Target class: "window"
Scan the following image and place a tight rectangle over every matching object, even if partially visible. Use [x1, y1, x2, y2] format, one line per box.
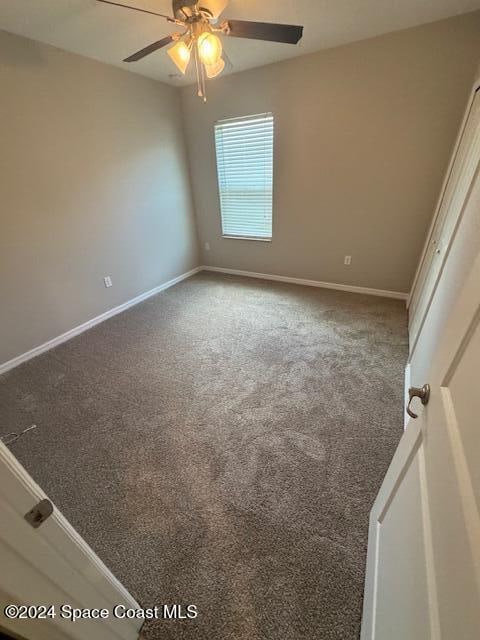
[214, 113, 274, 240]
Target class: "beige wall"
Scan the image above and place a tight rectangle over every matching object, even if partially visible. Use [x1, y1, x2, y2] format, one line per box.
[181, 12, 480, 294]
[0, 30, 200, 365]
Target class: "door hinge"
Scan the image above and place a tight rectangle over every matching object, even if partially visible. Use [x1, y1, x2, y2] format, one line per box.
[24, 499, 54, 529]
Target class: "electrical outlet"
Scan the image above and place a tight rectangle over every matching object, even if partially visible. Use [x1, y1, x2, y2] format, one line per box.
[204, 242, 210, 251]
[344, 256, 352, 266]
[104, 276, 113, 288]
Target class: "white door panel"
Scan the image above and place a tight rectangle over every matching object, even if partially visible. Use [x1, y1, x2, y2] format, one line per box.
[375, 453, 430, 640]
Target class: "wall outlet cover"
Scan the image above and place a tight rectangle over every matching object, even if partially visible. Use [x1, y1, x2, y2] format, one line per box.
[104, 276, 113, 288]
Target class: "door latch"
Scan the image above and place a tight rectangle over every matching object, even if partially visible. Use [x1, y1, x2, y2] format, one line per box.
[407, 384, 430, 419]
[24, 499, 54, 529]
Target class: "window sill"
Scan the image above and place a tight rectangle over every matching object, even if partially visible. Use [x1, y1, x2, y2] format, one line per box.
[222, 235, 272, 242]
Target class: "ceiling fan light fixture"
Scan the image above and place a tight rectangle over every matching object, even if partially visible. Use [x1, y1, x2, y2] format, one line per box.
[167, 37, 192, 74]
[197, 31, 223, 66]
[98, 0, 304, 101]
[205, 56, 225, 78]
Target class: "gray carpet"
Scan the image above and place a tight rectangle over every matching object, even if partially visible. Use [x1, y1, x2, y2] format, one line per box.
[0, 272, 408, 639]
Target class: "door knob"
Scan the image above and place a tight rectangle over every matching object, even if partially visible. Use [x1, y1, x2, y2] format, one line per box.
[407, 384, 430, 419]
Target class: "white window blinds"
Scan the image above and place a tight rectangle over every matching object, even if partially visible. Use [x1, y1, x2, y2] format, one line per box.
[214, 113, 274, 240]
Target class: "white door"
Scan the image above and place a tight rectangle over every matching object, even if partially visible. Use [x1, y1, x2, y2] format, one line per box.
[361, 250, 480, 639]
[0, 442, 142, 640]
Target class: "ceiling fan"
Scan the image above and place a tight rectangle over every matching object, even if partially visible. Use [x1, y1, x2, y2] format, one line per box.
[97, 0, 304, 101]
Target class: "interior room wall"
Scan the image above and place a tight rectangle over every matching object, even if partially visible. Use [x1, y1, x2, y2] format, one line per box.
[181, 11, 480, 294]
[0, 30, 200, 367]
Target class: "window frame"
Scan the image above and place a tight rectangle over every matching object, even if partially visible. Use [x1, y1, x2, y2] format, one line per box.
[214, 112, 274, 242]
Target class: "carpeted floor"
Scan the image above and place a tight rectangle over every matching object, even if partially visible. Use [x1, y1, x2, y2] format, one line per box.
[0, 272, 408, 639]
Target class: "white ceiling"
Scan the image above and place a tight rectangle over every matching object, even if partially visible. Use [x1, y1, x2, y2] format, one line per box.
[1, 0, 480, 86]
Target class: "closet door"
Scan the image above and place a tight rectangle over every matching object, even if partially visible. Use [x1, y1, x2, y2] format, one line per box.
[409, 88, 480, 357]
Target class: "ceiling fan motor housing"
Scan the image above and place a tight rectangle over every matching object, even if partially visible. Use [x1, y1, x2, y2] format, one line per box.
[172, 0, 212, 21]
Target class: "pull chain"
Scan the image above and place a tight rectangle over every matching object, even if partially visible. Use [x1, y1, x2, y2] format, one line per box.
[193, 40, 207, 103]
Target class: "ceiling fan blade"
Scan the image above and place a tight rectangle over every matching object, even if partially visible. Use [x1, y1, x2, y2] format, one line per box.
[97, 0, 174, 22]
[198, 0, 229, 19]
[124, 35, 175, 62]
[224, 20, 303, 45]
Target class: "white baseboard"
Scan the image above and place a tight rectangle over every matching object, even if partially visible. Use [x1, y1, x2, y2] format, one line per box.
[0, 266, 202, 376]
[201, 266, 409, 301]
[0, 264, 407, 376]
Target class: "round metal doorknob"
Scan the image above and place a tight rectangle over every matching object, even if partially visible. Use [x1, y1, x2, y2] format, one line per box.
[407, 384, 430, 419]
